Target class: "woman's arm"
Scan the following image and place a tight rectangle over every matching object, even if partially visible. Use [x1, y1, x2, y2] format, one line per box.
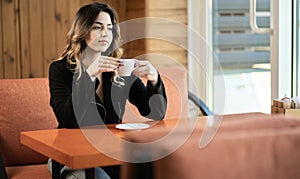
[128, 74, 167, 120]
[49, 61, 102, 128]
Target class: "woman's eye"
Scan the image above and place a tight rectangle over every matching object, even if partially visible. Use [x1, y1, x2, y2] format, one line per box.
[92, 26, 102, 30]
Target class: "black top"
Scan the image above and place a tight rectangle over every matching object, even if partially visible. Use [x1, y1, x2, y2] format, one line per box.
[49, 58, 167, 128]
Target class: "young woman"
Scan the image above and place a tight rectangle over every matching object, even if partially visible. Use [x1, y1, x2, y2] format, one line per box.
[48, 2, 167, 178]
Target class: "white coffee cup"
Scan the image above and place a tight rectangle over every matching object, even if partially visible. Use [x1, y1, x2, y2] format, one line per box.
[118, 59, 136, 76]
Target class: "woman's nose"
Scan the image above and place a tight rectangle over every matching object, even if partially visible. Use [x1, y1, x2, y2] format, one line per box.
[100, 27, 108, 37]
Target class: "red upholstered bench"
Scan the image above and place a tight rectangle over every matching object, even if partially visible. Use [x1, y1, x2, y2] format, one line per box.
[0, 78, 57, 179]
[122, 114, 300, 179]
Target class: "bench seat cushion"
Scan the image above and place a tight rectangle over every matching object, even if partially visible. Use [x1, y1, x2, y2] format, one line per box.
[6, 164, 51, 179]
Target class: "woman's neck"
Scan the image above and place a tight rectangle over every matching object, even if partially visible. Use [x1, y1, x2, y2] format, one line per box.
[81, 47, 101, 69]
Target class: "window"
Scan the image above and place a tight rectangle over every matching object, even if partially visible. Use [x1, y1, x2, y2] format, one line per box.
[213, 0, 271, 114]
[188, 0, 293, 114]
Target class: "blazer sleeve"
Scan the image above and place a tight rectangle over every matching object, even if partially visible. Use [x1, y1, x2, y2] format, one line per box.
[128, 74, 167, 120]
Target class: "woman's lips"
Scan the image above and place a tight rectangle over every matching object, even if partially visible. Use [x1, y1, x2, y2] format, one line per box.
[99, 40, 108, 44]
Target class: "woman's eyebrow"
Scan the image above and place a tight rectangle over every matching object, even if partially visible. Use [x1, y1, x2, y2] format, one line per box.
[94, 22, 112, 26]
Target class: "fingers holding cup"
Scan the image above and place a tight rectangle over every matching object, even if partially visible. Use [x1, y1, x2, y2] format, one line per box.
[98, 56, 120, 72]
[118, 59, 136, 76]
[133, 60, 158, 83]
[86, 56, 120, 77]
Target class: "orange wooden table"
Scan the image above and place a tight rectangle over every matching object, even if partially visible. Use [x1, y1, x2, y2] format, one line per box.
[20, 113, 269, 178]
[20, 118, 197, 168]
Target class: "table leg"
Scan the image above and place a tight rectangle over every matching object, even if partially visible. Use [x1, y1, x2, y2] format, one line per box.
[52, 160, 63, 179]
[0, 152, 8, 179]
[85, 168, 95, 179]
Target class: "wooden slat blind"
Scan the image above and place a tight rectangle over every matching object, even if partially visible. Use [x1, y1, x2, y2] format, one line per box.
[213, 0, 269, 11]
[213, 0, 271, 68]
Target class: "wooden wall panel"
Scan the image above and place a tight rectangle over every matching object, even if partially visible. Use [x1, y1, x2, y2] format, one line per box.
[80, 0, 94, 6]
[147, 0, 187, 10]
[0, 0, 189, 78]
[29, 0, 44, 77]
[19, 0, 67, 78]
[0, 0, 144, 79]
[118, 0, 126, 22]
[0, 0, 3, 78]
[19, 0, 30, 77]
[55, 0, 70, 57]
[18, 0, 104, 78]
[127, 0, 145, 10]
[122, 0, 146, 59]
[101, 0, 118, 11]
[69, 0, 81, 21]
[42, 0, 56, 77]
[145, 0, 187, 68]
[2, 0, 20, 78]
[145, 51, 187, 66]
[148, 9, 187, 23]
[148, 39, 186, 52]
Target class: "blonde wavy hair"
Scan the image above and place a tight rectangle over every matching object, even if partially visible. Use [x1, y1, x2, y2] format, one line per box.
[58, 2, 124, 85]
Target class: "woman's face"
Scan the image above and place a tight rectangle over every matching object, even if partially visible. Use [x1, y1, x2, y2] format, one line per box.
[85, 11, 113, 53]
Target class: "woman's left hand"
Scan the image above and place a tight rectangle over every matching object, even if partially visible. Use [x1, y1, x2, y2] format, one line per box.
[133, 60, 158, 85]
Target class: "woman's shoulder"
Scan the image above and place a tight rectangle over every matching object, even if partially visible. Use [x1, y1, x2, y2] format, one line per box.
[49, 58, 69, 71]
[49, 58, 73, 77]
[50, 58, 67, 67]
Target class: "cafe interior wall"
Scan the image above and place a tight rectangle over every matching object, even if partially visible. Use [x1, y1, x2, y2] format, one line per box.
[0, 0, 188, 79]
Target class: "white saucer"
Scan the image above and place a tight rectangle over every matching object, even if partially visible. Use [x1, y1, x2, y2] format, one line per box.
[115, 123, 150, 130]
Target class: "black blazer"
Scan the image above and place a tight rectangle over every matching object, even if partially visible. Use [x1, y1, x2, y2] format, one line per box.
[49, 58, 167, 128]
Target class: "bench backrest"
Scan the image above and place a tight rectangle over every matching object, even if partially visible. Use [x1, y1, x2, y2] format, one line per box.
[0, 78, 57, 166]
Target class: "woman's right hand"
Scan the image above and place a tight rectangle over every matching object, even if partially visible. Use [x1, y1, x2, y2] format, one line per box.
[86, 56, 120, 79]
